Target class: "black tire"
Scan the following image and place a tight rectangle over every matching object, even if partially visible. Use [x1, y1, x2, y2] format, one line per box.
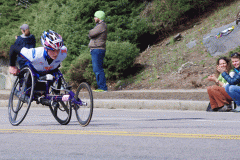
[8, 67, 35, 126]
[49, 75, 72, 125]
[74, 82, 93, 127]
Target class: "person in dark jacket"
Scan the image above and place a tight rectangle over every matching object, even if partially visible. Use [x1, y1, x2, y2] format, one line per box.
[219, 52, 240, 112]
[15, 24, 36, 49]
[9, 24, 36, 74]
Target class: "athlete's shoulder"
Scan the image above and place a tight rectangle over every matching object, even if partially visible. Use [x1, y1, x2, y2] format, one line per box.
[32, 47, 45, 58]
[22, 47, 43, 52]
[20, 47, 32, 56]
[20, 47, 29, 52]
[34, 47, 45, 51]
[61, 46, 67, 54]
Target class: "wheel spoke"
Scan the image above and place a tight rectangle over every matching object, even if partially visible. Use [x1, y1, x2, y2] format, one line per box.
[21, 71, 29, 90]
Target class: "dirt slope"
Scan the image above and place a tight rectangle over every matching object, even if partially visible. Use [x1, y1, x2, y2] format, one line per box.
[106, 0, 240, 91]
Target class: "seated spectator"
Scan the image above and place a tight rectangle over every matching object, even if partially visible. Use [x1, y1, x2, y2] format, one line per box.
[206, 57, 234, 112]
[220, 52, 240, 112]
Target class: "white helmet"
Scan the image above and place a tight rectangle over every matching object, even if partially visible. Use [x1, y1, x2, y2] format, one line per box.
[41, 30, 63, 50]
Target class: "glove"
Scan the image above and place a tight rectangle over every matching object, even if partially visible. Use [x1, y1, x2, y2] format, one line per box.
[46, 74, 54, 80]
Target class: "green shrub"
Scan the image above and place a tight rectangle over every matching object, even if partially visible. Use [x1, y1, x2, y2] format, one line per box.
[62, 41, 140, 88]
[104, 41, 140, 80]
[0, 0, 148, 59]
[62, 48, 95, 89]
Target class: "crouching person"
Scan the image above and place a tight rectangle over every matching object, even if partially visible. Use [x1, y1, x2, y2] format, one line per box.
[206, 57, 234, 112]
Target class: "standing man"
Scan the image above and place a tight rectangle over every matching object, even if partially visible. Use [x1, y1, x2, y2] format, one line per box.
[9, 24, 36, 74]
[88, 11, 108, 92]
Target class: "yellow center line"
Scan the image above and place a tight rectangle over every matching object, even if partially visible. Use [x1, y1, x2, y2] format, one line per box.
[0, 129, 239, 140]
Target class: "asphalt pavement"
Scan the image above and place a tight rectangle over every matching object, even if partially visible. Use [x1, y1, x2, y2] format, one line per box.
[2, 108, 240, 159]
[0, 89, 209, 111]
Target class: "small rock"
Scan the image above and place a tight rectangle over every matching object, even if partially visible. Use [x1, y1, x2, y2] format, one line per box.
[186, 40, 197, 49]
[166, 33, 182, 45]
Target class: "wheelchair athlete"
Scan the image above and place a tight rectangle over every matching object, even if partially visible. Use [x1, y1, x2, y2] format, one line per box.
[9, 30, 67, 105]
[9, 29, 67, 76]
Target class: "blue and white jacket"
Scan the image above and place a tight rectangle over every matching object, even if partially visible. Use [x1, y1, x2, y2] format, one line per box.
[20, 46, 67, 73]
[222, 68, 240, 85]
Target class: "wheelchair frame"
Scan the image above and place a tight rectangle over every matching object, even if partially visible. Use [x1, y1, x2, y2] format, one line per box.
[8, 65, 93, 126]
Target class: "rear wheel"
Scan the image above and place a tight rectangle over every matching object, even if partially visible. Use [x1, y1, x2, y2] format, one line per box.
[8, 67, 35, 126]
[49, 75, 72, 125]
[74, 82, 93, 126]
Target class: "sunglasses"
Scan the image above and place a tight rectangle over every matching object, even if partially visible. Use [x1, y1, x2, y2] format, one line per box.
[231, 52, 240, 57]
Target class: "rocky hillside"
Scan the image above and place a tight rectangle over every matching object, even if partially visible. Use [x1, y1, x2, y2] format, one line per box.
[108, 0, 240, 90]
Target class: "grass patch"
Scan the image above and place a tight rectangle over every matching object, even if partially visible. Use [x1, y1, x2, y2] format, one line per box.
[203, 75, 208, 80]
[199, 60, 205, 65]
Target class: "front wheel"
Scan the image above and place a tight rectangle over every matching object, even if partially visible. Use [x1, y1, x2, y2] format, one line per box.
[8, 67, 35, 126]
[49, 101, 72, 125]
[74, 82, 93, 127]
[49, 75, 72, 125]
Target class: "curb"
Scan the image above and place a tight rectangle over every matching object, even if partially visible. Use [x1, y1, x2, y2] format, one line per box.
[94, 99, 209, 111]
[0, 89, 209, 111]
[0, 99, 209, 111]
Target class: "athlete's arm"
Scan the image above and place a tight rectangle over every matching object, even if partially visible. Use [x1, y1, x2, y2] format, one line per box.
[9, 44, 23, 75]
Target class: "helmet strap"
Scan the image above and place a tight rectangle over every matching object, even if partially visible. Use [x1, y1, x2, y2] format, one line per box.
[46, 49, 54, 64]
[45, 48, 51, 59]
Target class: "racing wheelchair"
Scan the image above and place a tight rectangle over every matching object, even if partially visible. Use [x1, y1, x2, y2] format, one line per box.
[8, 65, 93, 126]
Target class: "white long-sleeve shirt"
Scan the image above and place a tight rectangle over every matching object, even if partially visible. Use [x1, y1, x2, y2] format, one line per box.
[20, 46, 67, 73]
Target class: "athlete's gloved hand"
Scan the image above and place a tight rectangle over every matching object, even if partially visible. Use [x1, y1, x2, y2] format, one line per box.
[46, 74, 54, 80]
